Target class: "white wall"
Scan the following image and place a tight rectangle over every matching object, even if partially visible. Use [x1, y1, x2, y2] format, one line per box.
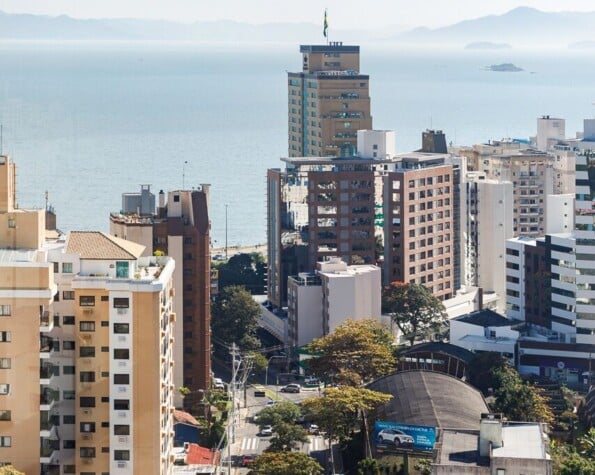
[537, 116, 565, 151]
[357, 130, 396, 159]
[546, 194, 574, 234]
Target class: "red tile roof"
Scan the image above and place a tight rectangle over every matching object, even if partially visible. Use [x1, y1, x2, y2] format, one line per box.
[185, 444, 220, 465]
[173, 409, 201, 427]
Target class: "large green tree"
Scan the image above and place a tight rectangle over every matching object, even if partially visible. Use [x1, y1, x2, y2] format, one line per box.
[305, 319, 397, 386]
[0, 467, 24, 475]
[491, 365, 554, 424]
[211, 285, 261, 352]
[301, 386, 392, 471]
[251, 451, 323, 475]
[216, 252, 266, 293]
[266, 421, 310, 452]
[468, 352, 508, 395]
[551, 441, 595, 475]
[381, 281, 447, 345]
[256, 401, 301, 428]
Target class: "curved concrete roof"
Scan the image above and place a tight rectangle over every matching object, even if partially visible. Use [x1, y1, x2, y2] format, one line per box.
[367, 370, 488, 430]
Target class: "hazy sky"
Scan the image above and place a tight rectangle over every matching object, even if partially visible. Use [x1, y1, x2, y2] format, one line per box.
[0, 0, 594, 29]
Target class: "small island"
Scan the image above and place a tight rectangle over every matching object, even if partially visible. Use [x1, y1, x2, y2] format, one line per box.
[486, 63, 523, 72]
[465, 41, 512, 50]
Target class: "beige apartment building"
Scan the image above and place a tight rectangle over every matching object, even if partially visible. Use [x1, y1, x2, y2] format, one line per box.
[0, 155, 176, 475]
[383, 154, 455, 300]
[288, 42, 372, 157]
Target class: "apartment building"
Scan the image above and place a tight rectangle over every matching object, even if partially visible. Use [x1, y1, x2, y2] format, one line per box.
[382, 153, 455, 300]
[267, 156, 381, 307]
[110, 185, 211, 403]
[0, 155, 176, 474]
[286, 258, 381, 347]
[288, 42, 372, 157]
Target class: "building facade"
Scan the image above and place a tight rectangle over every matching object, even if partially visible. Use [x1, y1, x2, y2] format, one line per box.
[110, 186, 211, 402]
[288, 43, 372, 157]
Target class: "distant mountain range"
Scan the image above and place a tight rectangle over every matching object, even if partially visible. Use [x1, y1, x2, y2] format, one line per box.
[1, 7, 594, 47]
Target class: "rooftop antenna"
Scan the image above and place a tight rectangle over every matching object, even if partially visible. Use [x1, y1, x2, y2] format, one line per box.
[45, 191, 48, 211]
[1, 124, 3, 155]
[182, 160, 188, 190]
[323, 9, 329, 44]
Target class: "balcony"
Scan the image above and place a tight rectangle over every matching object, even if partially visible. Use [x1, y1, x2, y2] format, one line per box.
[40, 390, 57, 412]
[40, 365, 55, 386]
[40, 445, 59, 464]
[39, 310, 53, 332]
[40, 336, 54, 359]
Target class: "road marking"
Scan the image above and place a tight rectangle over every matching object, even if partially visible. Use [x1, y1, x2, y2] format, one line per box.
[241, 437, 260, 452]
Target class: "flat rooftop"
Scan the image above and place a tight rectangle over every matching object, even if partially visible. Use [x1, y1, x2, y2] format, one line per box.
[456, 309, 519, 328]
[494, 424, 549, 460]
[0, 248, 40, 264]
[281, 156, 390, 165]
[300, 44, 359, 53]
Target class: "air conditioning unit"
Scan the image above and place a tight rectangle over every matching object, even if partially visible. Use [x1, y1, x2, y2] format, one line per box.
[118, 436, 127, 443]
[117, 462, 127, 468]
[117, 308, 127, 315]
[82, 409, 92, 415]
[83, 308, 94, 314]
[118, 335, 126, 342]
[82, 434, 92, 441]
[82, 458, 92, 464]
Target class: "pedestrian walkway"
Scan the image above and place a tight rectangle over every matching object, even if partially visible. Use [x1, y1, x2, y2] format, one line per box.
[240, 436, 260, 452]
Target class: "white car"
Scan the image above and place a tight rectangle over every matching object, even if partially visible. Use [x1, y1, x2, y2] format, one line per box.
[213, 378, 225, 390]
[377, 428, 414, 447]
[260, 425, 273, 436]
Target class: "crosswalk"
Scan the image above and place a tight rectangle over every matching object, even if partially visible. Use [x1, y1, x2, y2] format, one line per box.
[240, 437, 260, 452]
[304, 436, 326, 453]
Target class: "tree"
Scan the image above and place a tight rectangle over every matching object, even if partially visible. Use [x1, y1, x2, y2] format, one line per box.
[251, 451, 323, 475]
[217, 252, 266, 293]
[211, 285, 262, 353]
[256, 401, 301, 428]
[305, 319, 397, 386]
[579, 428, 595, 459]
[0, 467, 24, 475]
[266, 421, 310, 452]
[491, 365, 554, 424]
[381, 281, 447, 345]
[551, 441, 595, 475]
[301, 386, 392, 472]
[468, 352, 508, 395]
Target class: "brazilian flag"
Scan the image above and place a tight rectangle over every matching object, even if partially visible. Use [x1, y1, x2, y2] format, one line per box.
[323, 10, 328, 38]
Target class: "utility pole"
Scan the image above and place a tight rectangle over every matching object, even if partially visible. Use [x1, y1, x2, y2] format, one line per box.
[228, 343, 239, 475]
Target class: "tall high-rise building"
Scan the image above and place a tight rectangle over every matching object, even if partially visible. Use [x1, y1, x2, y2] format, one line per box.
[383, 153, 456, 300]
[267, 156, 380, 307]
[288, 42, 372, 157]
[0, 155, 176, 474]
[110, 185, 211, 404]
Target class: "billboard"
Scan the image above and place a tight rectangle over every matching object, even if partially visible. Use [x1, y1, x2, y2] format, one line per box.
[374, 421, 436, 452]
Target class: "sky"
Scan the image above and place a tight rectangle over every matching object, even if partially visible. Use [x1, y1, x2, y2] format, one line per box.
[0, 0, 594, 29]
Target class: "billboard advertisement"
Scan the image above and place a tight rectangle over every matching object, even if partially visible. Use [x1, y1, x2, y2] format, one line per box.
[374, 421, 436, 452]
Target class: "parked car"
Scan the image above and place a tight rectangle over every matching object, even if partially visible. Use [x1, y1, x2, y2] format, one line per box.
[260, 425, 273, 437]
[308, 424, 320, 435]
[241, 455, 255, 467]
[376, 428, 414, 447]
[280, 383, 301, 393]
[213, 377, 225, 390]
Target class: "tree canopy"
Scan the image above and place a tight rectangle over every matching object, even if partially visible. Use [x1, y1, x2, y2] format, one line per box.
[382, 281, 447, 345]
[252, 451, 323, 475]
[216, 252, 266, 293]
[256, 401, 301, 428]
[468, 351, 509, 395]
[266, 421, 310, 452]
[551, 441, 595, 475]
[0, 467, 25, 475]
[211, 285, 262, 352]
[491, 365, 554, 424]
[305, 319, 397, 386]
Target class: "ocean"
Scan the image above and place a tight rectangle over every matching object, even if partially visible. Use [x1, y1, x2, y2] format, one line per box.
[0, 42, 593, 246]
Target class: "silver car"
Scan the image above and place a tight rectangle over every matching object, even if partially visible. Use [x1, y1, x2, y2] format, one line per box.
[377, 428, 414, 447]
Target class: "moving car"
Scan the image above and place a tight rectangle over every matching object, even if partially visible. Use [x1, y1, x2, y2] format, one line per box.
[308, 424, 320, 435]
[280, 383, 301, 393]
[241, 455, 255, 467]
[376, 428, 414, 447]
[260, 425, 273, 436]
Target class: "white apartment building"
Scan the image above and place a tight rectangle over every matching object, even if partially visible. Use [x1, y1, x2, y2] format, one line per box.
[464, 173, 513, 314]
[545, 193, 574, 234]
[536, 115, 566, 151]
[357, 129, 396, 160]
[287, 258, 381, 347]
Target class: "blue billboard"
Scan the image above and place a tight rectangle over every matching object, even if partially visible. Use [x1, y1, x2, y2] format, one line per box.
[374, 421, 436, 452]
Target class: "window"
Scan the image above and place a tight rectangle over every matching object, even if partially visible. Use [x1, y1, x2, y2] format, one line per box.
[80, 321, 95, 332]
[0, 332, 10, 342]
[101, 396, 109, 403]
[115, 261, 129, 278]
[0, 358, 10, 369]
[63, 340, 75, 350]
[0, 384, 10, 395]
[80, 372, 95, 383]
[0, 410, 11, 421]
[115, 450, 130, 461]
[80, 397, 96, 408]
[62, 262, 73, 273]
[63, 315, 75, 325]
[113, 323, 129, 334]
[63, 415, 75, 424]
[173, 194, 180, 202]
[101, 295, 109, 302]
[63, 440, 75, 449]
[0, 437, 11, 447]
[0, 305, 11, 316]
[63, 291, 74, 300]
[101, 346, 109, 352]
[101, 422, 109, 428]
[114, 349, 129, 359]
[114, 374, 129, 385]
[101, 446, 110, 453]
[101, 371, 109, 378]
[80, 447, 96, 458]
[80, 296, 95, 307]
[113, 297, 129, 308]
[63, 465, 75, 474]
[63, 366, 75, 375]
[53, 262, 59, 273]
[63, 390, 75, 400]
[114, 425, 130, 435]
[80, 422, 96, 433]
[114, 399, 129, 410]
[80, 347, 95, 358]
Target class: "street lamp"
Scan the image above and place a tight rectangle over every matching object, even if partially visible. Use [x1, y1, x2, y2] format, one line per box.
[224, 204, 228, 260]
[265, 354, 286, 386]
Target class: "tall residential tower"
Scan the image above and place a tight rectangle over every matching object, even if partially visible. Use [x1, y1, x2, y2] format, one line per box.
[288, 43, 372, 157]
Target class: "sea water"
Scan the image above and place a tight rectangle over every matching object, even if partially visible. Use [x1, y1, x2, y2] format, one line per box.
[0, 42, 593, 246]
